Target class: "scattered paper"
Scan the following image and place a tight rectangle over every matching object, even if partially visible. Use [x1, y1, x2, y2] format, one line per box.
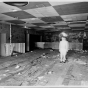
[18, 73, 21, 75]
[3, 74, 6, 76]
[15, 65, 20, 69]
[45, 65, 49, 67]
[5, 70, 9, 72]
[39, 79, 48, 85]
[38, 76, 44, 80]
[48, 71, 53, 74]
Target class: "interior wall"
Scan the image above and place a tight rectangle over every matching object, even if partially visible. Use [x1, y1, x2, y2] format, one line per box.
[25, 29, 41, 51]
[0, 23, 26, 43]
[42, 31, 84, 43]
[0, 23, 10, 43]
[11, 25, 25, 43]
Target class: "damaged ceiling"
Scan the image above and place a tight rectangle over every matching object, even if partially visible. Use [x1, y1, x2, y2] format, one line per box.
[0, 1, 88, 31]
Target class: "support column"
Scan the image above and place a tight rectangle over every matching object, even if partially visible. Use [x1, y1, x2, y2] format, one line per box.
[10, 23, 12, 55]
[25, 30, 30, 52]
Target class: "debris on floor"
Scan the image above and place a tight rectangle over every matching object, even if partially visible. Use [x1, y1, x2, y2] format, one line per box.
[38, 76, 44, 80]
[81, 81, 88, 86]
[45, 71, 54, 75]
[0, 50, 88, 86]
[38, 79, 48, 86]
[75, 60, 86, 65]
[50, 49, 53, 52]
[15, 65, 20, 69]
[5, 70, 9, 72]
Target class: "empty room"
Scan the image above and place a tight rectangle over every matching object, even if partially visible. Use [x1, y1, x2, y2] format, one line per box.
[0, 1, 87, 87]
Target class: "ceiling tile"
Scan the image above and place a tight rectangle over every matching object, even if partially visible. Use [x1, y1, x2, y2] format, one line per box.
[0, 13, 17, 21]
[52, 21, 67, 25]
[20, 18, 45, 23]
[41, 16, 64, 22]
[71, 27, 85, 30]
[68, 24, 85, 27]
[40, 25, 54, 28]
[55, 27, 70, 29]
[18, 2, 51, 10]
[54, 25, 69, 27]
[24, 9, 45, 17]
[0, 2, 87, 32]
[67, 21, 86, 24]
[0, 21, 14, 25]
[18, 23, 36, 27]
[49, 2, 75, 6]
[3, 10, 36, 19]
[0, 2, 21, 13]
[24, 6, 59, 17]
[6, 20, 26, 24]
[53, 2, 88, 15]
[33, 23, 49, 26]
[61, 13, 88, 21]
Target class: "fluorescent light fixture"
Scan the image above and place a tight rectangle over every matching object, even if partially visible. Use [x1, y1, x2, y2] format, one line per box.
[4, 2, 28, 7]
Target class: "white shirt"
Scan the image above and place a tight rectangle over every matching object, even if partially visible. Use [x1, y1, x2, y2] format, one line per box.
[59, 40, 69, 52]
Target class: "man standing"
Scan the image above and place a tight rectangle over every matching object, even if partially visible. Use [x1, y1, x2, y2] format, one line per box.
[59, 37, 69, 63]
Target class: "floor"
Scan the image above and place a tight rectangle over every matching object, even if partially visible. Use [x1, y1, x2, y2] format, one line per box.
[0, 49, 88, 87]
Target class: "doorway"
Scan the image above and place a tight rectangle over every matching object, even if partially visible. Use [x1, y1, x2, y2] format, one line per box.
[25, 33, 41, 52]
[83, 38, 88, 50]
[30, 34, 41, 51]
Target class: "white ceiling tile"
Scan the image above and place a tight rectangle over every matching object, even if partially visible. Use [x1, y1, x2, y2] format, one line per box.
[56, 27, 70, 29]
[40, 25, 54, 28]
[0, 21, 14, 24]
[20, 18, 45, 23]
[63, 18, 72, 21]
[18, 23, 36, 27]
[0, 14, 17, 20]
[53, 21, 67, 25]
[24, 9, 45, 17]
[69, 24, 85, 27]
[25, 6, 59, 17]
[61, 13, 88, 21]
[36, 6, 59, 17]
[0, 2, 21, 13]
[49, 2, 75, 6]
